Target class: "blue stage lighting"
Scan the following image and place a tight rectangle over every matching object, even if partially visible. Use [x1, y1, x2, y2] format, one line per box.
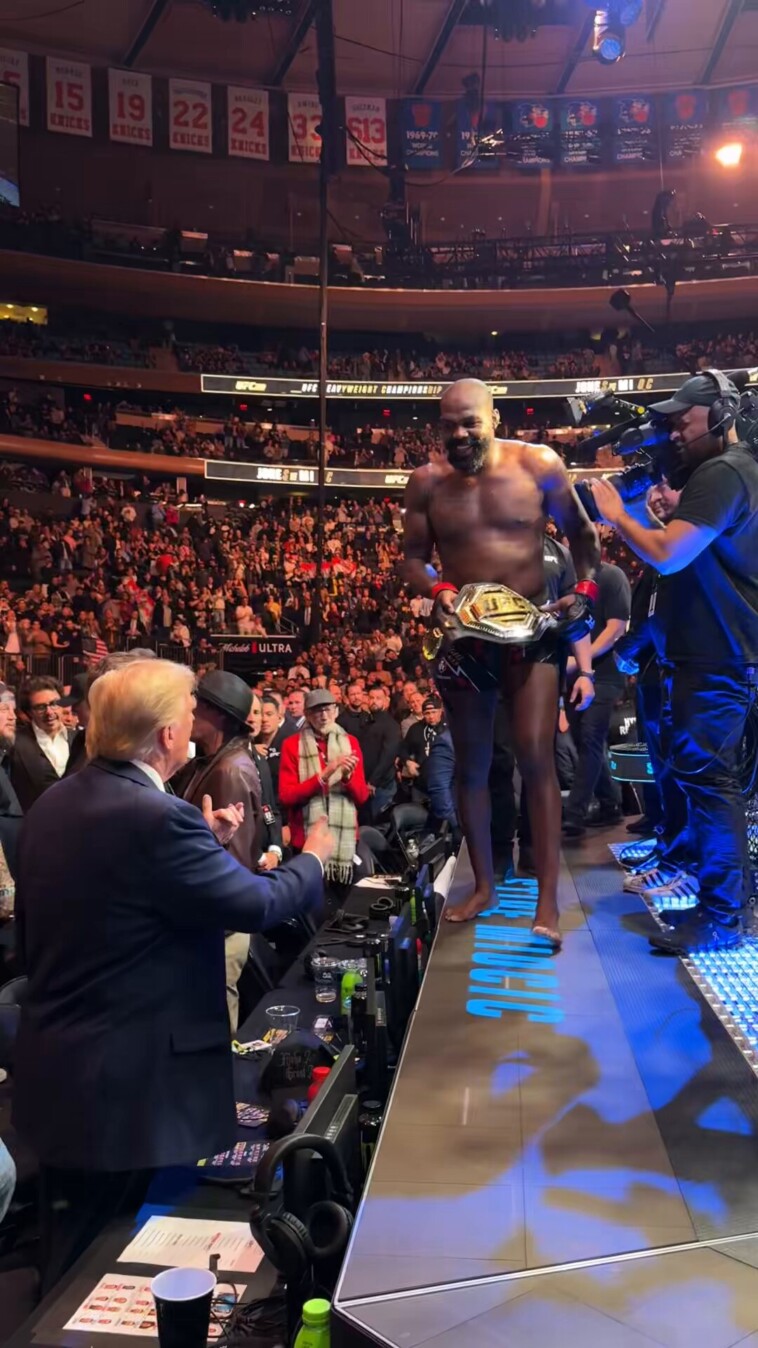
[617, 0, 643, 23]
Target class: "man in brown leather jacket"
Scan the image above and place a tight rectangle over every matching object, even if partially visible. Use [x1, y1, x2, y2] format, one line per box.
[179, 669, 269, 1030]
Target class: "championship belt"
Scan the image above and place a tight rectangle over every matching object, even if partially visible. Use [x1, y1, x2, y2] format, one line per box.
[423, 583, 557, 662]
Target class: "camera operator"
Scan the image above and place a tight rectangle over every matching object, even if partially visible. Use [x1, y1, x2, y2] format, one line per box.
[590, 372, 758, 954]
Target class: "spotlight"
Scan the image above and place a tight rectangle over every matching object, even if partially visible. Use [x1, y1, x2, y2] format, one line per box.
[715, 141, 744, 168]
[593, 9, 625, 63]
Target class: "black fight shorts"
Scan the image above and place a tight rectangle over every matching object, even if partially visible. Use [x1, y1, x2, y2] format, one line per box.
[432, 634, 562, 695]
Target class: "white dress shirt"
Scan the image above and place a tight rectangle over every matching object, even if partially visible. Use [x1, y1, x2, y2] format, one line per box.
[33, 725, 70, 778]
[130, 761, 166, 792]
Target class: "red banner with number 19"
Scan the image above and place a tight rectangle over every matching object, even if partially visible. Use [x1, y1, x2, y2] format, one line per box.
[109, 70, 153, 146]
[169, 78, 212, 154]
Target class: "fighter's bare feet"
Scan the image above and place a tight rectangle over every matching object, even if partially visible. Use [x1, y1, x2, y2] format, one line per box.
[445, 887, 494, 923]
[531, 902, 562, 950]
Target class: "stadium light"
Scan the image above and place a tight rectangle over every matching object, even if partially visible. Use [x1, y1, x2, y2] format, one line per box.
[593, 9, 626, 63]
[715, 141, 744, 168]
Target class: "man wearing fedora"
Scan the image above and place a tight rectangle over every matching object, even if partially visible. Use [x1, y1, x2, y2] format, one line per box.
[178, 669, 271, 1029]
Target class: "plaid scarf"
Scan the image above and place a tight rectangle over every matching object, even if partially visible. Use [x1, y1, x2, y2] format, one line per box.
[299, 723, 357, 885]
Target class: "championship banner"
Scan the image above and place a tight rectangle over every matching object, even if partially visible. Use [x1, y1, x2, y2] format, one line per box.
[201, 371, 682, 402]
[0, 48, 29, 127]
[662, 89, 707, 162]
[558, 98, 602, 166]
[400, 99, 442, 169]
[227, 86, 269, 161]
[714, 85, 758, 134]
[613, 93, 656, 164]
[505, 100, 554, 167]
[345, 95, 387, 167]
[46, 57, 92, 137]
[108, 69, 153, 146]
[456, 97, 500, 169]
[168, 77, 212, 154]
[288, 92, 321, 163]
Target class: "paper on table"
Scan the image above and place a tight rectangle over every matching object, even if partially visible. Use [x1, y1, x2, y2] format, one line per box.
[64, 1273, 246, 1338]
[118, 1216, 264, 1273]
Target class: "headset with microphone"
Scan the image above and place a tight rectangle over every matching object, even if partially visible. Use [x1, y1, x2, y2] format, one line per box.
[700, 368, 740, 441]
[248, 1133, 354, 1286]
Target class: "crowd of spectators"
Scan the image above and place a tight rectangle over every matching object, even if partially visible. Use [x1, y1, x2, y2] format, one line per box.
[0, 320, 151, 368]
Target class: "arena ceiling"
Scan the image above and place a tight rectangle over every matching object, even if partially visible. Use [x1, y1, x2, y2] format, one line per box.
[2, 0, 757, 99]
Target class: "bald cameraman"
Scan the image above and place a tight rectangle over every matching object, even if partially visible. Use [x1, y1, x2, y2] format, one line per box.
[591, 372, 758, 954]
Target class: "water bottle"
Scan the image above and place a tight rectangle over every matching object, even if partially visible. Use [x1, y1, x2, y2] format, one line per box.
[294, 1298, 331, 1348]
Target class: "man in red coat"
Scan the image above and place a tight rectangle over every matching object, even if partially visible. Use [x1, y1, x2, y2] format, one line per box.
[279, 688, 368, 885]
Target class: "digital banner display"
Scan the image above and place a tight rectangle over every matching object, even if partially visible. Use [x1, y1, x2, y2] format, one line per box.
[400, 99, 442, 169]
[201, 371, 684, 402]
[288, 92, 321, 163]
[207, 634, 301, 673]
[227, 86, 269, 161]
[206, 461, 411, 492]
[0, 48, 28, 127]
[46, 57, 92, 138]
[506, 100, 554, 167]
[613, 93, 656, 164]
[108, 69, 153, 146]
[558, 98, 602, 166]
[662, 89, 707, 162]
[168, 78, 212, 153]
[345, 95, 387, 167]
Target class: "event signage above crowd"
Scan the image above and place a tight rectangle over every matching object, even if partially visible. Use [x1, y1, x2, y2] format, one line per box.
[1, 44, 756, 173]
[201, 371, 699, 402]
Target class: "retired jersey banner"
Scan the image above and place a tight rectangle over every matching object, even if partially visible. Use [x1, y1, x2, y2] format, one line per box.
[559, 98, 602, 166]
[714, 84, 758, 133]
[227, 86, 269, 161]
[46, 56, 92, 137]
[662, 89, 707, 161]
[613, 93, 656, 164]
[108, 69, 153, 146]
[0, 49, 28, 127]
[400, 98, 442, 169]
[505, 100, 554, 167]
[168, 77, 212, 153]
[288, 92, 321, 163]
[345, 95, 387, 167]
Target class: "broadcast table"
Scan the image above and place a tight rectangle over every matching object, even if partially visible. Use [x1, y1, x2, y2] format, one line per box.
[332, 836, 758, 1348]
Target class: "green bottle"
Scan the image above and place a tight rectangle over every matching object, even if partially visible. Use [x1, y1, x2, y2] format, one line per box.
[294, 1298, 331, 1348]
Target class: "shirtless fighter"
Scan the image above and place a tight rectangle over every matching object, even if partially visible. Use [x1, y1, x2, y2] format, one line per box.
[402, 379, 600, 941]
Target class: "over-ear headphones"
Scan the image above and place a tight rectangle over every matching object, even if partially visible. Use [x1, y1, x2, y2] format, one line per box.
[704, 368, 739, 440]
[249, 1133, 354, 1285]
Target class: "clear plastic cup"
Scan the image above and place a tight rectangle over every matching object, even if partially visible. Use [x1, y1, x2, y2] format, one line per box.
[314, 966, 337, 1004]
[265, 1004, 300, 1033]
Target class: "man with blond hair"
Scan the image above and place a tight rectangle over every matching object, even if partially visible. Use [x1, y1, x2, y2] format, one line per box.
[13, 659, 333, 1293]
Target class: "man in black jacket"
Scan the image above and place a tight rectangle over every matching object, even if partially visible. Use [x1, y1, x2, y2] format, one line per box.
[398, 694, 446, 800]
[11, 677, 75, 812]
[357, 685, 401, 823]
[338, 681, 367, 741]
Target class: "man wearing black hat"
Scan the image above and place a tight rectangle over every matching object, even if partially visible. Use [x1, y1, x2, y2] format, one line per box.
[179, 670, 268, 1029]
[591, 370, 758, 954]
[398, 694, 446, 801]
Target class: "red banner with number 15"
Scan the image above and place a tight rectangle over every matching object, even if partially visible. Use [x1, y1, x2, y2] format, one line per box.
[46, 56, 92, 138]
[169, 78, 212, 154]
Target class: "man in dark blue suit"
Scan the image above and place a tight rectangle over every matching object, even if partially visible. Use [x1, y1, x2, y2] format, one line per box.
[12, 658, 333, 1291]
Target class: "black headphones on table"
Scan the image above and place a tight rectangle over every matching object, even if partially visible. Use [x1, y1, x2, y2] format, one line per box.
[249, 1133, 354, 1284]
[703, 368, 740, 440]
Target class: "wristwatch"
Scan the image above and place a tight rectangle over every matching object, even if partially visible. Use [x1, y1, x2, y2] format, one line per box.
[267, 845, 283, 861]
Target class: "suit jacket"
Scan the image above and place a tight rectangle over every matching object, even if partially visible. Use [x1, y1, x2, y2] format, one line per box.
[0, 753, 23, 878]
[427, 730, 458, 829]
[13, 758, 323, 1171]
[10, 724, 75, 813]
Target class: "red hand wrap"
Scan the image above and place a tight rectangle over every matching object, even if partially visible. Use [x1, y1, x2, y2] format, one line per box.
[575, 579, 599, 603]
[430, 582, 459, 600]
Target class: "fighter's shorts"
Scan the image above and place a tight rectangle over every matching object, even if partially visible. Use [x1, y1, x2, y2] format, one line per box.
[433, 633, 562, 695]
